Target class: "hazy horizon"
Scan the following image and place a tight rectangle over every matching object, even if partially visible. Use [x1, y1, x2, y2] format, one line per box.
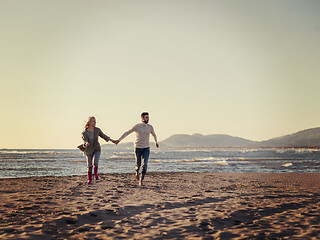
[1, 126, 319, 150]
[1, 0, 320, 149]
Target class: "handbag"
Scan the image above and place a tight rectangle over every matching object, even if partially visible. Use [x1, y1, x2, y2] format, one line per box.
[77, 144, 86, 152]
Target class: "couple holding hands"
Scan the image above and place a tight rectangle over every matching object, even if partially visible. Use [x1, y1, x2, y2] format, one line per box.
[80, 112, 159, 186]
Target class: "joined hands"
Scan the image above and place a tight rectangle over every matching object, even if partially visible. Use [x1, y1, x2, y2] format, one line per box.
[111, 140, 158, 147]
[110, 139, 120, 145]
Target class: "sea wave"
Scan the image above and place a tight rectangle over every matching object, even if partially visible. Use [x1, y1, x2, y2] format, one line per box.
[282, 163, 293, 167]
[193, 157, 229, 161]
[109, 155, 134, 160]
[215, 160, 229, 166]
[110, 151, 133, 155]
[3, 167, 63, 171]
[294, 148, 320, 153]
[176, 159, 201, 163]
[275, 148, 320, 154]
[0, 150, 57, 154]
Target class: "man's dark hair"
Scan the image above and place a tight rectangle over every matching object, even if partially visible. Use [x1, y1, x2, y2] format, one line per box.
[141, 112, 149, 118]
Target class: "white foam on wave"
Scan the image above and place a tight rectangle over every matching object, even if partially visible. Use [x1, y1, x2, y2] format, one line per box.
[275, 148, 320, 154]
[151, 160, 162, 163]
[193, 157, 229, 161]
[275, 149, 288, 154]
[215, 160, 229, 166]
[0, 150, 56, 154]
[111, 152, 133, 155]
[177, 157, 230, 166]
[294, 148, 320, 153]
[239, 149, 261, 153]
[282, 163, 293, 167]
[109, 155, 134, 160]
[150, 160, 177, 163]
[176, 159, 201, 163]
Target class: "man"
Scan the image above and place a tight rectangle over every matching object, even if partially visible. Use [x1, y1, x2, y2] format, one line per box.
[115, 112, 159, 186]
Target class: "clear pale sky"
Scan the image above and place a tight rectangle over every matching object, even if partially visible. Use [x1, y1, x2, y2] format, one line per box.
[1, 0, 320, 149]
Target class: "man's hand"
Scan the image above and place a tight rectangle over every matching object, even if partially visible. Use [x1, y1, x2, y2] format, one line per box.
[85, 142, 90, 147]
[156, 143, 159, 148]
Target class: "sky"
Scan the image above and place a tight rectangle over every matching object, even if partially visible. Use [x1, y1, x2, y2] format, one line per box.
[1, 0, 320, 149]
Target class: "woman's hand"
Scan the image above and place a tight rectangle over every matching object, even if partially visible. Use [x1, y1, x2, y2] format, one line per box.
[110, 139, 119, 145]
[85, 142, 90, 147]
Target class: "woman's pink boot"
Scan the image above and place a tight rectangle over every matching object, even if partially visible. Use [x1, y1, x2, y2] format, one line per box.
[93, 166, 99, 180]
[87, 171, 92, 184]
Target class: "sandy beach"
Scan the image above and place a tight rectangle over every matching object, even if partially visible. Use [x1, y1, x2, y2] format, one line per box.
[0, 172, 319, 239]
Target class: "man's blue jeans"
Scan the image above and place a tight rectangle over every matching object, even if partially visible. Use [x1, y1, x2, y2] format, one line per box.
[135, 147, 150, 180]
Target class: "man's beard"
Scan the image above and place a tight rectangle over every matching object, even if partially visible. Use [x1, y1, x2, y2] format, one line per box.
[143, 120, 149, 123]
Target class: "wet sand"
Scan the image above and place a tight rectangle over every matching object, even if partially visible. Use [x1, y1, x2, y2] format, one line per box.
[0, 172, 319, 239]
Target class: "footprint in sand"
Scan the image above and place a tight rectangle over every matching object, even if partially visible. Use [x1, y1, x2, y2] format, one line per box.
[101, 224, 114, 230]
[42, 201, 54, 204]
[89, 212, 98, 217]
[85, 191, 94, 194]
[16, 199, 28, 202]
[41, 224, 59, 235]
[219, 231, 240, 239]
[199, 220, 210, 230]
[77, 206, 86, 211]
[64, 217, 78, 224]
[192, 194, 202, 197]
[105, 209, 115, 214]
[2, 228, 16, 234]
[77, 226, 92, 232]
[20, 205, 39, 210]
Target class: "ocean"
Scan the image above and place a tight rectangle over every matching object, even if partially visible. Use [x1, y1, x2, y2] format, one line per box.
[0, 148, 319, 178]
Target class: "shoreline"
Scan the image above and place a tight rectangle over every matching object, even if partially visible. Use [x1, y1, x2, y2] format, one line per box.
[2, 146, 320, 150]
[1, 172, 319, 239]
[1, 170, 320, 180]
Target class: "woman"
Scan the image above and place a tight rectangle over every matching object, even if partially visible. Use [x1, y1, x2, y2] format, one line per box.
[82, 116, 116, 184]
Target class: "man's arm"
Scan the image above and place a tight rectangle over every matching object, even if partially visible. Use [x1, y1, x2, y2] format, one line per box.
[151, 126, 159, 148]
[116, 125, 136, 144]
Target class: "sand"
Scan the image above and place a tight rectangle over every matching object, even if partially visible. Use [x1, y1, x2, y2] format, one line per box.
[0, 172, 319, 239]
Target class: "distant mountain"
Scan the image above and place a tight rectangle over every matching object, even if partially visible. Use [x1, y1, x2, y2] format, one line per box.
[260, 127, 320, 147]
[161, 133, 257, 147]
[160, 127, 320, 148]
[102, 127, 320, 148]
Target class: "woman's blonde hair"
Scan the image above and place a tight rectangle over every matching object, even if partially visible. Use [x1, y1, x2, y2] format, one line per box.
[84, 116, 95, 129]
